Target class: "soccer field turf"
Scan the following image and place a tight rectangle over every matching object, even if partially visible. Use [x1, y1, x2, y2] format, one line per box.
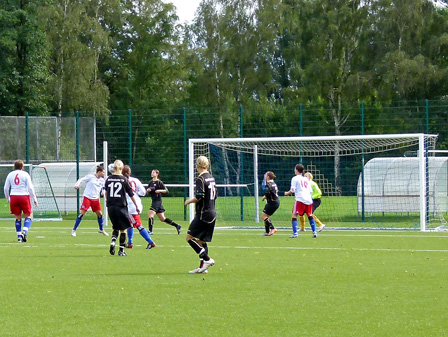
[0, 220, 447, 337]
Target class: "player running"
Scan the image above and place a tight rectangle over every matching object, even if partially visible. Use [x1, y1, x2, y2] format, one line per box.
[146, 169, 181, 235]
[185, 156, 217, 274]
[105, 160, 140, 257]
[3, 160, 38, 242]
[71, 165, 108, 237]
[121, 165, 156, 249]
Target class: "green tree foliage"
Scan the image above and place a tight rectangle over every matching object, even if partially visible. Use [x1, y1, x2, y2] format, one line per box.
[0, 0, 49, 116]
[107, 0, 187, 110]
[41, 0, 110, 115]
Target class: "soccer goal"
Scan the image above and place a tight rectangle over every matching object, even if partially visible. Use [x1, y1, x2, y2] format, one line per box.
[189, 134, 444, 231]
[0, 164, 62, 221]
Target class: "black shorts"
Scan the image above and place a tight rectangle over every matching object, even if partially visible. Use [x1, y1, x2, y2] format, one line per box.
[312, 198, 321, 213]
[150, 199, 165, 214]
[263, 200, 280, 216]
[107, 206, 132, 231]
[187, 216, 216, 242]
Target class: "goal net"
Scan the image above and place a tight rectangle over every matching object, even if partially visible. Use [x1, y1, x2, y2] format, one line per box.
[189, 134, 444, 231]
[0, 164, 62, 220]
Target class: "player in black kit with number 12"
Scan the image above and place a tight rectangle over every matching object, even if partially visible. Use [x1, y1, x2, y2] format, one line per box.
[184, 156, 217, 274]
[105, 160, 140, 257]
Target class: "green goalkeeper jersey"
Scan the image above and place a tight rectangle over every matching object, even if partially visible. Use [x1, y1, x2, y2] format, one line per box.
[310, 180, 322, 199]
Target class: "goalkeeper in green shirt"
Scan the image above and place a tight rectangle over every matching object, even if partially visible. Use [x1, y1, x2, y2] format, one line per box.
[300, 172, 325, 232]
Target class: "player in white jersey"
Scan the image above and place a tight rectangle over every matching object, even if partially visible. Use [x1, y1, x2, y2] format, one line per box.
[284, 164, 317, 238]
[122, 165, 155, 249]
[71, 165, 108, 237]
[3, 160, 38, 242]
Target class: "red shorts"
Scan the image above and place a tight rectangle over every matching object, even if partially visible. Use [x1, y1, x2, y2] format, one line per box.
[10, 195, 32, 216]
[292, 201, 313, 217]
[128, 214, 142, 228]
[80, 197, 102, 212]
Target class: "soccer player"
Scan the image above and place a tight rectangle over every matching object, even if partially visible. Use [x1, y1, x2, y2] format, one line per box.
[121, 165, 156, 249]
[146, 169, 181, 235]
[3, 160, 38, 242]
[104, 160, 140, 257]
[261, 171, 280, 236]
[299, 172, 325, 232]
[284, 164, 317, 238]
[184, 156, 217, 274]
[71, 165, 108, 237]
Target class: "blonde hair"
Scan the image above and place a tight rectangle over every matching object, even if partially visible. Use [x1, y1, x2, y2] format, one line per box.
[196, 156, 209, 169]
[305, 172, 313, 180]
[113, 160, 124, 174]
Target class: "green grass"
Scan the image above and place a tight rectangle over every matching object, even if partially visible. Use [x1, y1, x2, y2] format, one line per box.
[0, 220, 447, 336]
[2, 195, 444, 230]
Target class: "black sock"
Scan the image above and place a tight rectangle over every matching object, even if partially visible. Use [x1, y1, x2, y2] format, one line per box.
[112, 229, 119, 241]
[148, 217, 154, 232]
[119, 232, 126, 251]
[164, 218, 178, 227]
[264, 218, 273, 232]
[188, 239, 203, 254]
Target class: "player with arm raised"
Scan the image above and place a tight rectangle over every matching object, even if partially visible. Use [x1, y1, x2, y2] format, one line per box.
[71, 165, 108, 237]
[3, 160, 38, 242]
[261, 171, 280, 236]
[284, 164, 317, 238]
[121, 165, 156, 249]
[184, 156, 217, 274]
[146, 169, 181, 235]
[105, 160, 140, 257]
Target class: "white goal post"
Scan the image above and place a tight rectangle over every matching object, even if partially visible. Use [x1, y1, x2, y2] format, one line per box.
[189, 134, 441, 231]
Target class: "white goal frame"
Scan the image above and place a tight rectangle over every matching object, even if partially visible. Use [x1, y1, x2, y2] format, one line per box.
[189, 133, 439, 231]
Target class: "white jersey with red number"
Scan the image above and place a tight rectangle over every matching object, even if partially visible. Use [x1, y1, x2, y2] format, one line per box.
[126, 176, 146, 215]
[4, 169, 37, 202]
[75, 174, 104, 200]
[290, 174, 313, 205]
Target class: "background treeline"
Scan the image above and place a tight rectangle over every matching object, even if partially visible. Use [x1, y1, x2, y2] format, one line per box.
[2, 0, 448, 122]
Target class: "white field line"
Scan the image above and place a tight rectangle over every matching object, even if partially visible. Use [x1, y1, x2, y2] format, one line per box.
[1, 242, 448, 253]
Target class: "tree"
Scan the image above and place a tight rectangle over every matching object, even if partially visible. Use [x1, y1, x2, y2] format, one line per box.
[42, 0, 110, 115]
[0, 0, 49, 116]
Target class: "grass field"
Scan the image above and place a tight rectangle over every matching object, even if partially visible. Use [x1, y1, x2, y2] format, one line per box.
[2, 194, 444, 230]
[0, 220, 447, 336]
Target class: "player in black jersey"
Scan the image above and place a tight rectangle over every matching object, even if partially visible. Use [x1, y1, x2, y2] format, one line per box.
[184, 156, 217, 274]
[146, 169, 181, 235]
[104, 160, 140, 257]
[261, 171, 280, 236]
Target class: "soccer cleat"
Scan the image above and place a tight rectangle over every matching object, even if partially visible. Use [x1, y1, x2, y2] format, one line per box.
[290, 233, 298, 238]
[198, 258, 215, 273]
[299, 228, 306, 232]
[146, 243, 156, 249]
[21, 232, 27, 243]
[125, 243, 133, 249]
[262, 232, 272, 236]
[118, 251, 127, 256]
[318, 224, 326, 232]
[109, 241, 116, 255]
[18, 236, 23, 243]
[148, 231, 154, 235]
[271, 228, 278, 235]
[189, 267, 208, 274]
[176, 225, 182, 235]
[313, 231, 317, 238]
[99, 230, 109, 236]
[71, 230, 77, 237]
